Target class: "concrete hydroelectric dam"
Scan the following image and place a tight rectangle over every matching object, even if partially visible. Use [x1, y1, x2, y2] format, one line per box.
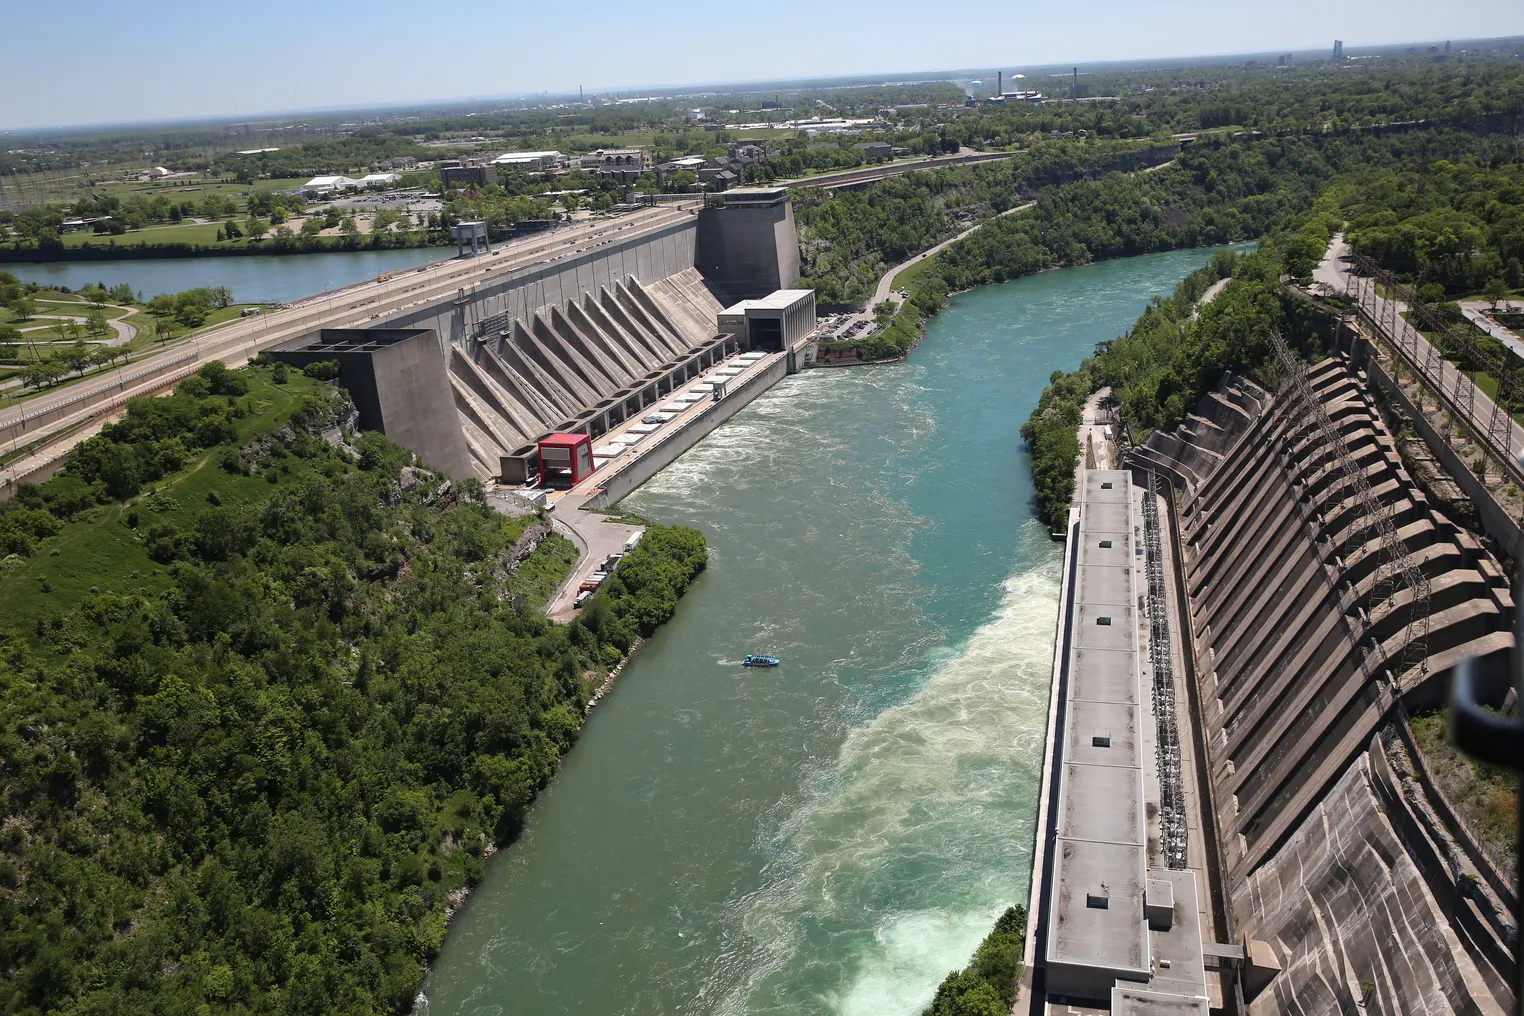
[417, 248, 1237, 1015]
[0, 189, 805, 498]
[1028, 308, 1518, 1012]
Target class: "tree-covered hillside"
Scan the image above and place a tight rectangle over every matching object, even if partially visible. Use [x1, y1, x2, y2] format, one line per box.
[0, 364, 706, 1013]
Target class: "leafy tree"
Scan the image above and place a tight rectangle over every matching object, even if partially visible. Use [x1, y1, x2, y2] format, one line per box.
[922, 906, 1028, 1015]
[84, 309, 109, 340]
[245, 216, 268, 240]
[1484, 277, 1510, 310]
[0, 365, 708, 1009]
[8, 295, 36, 321]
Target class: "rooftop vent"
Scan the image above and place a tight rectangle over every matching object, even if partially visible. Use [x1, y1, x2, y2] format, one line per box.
[1099, 540, 1112, 548]
[1093, 735, 1111, 748]
[1101, 482, 1113, 489]
[1097, 616, 1113, 626]
[1086, 892, 1110, 909]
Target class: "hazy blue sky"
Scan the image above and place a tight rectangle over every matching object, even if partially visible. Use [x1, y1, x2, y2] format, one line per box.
[3, 0, 1522, 129]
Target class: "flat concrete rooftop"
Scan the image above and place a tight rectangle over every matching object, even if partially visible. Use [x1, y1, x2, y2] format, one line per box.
[1047, 469, 1152, 998]
[720, 289, 815, 313]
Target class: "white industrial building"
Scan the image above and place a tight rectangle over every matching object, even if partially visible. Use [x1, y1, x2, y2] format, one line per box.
[300, 175, 360, 195]
[491, 150, 567, 170]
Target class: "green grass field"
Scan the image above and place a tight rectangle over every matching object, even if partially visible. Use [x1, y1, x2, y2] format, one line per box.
[63, 220, 230, 248]
[1, 292, 272, 409]
[0, 370, 327, 628]
[95, 176, 308, 200]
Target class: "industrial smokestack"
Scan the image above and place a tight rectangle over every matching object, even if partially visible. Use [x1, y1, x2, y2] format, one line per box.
[998, 70, 1002, 96]
[1071, 67, 1078, 100]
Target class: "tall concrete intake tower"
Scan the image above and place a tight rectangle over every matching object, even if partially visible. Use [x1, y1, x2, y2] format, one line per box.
[695, 188, 801, 302]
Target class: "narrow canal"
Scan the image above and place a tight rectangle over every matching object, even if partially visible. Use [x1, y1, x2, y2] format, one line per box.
[420, 247, 1232, 1016]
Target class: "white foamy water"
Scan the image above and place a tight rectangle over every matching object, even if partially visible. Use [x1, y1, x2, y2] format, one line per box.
[420, 246, 1230, 1016]
[724, 563, 1060, 1016]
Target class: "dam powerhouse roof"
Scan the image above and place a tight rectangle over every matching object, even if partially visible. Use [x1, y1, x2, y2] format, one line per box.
[1042, 468, 1211, 1011]
[1046, 470, 1151, 995]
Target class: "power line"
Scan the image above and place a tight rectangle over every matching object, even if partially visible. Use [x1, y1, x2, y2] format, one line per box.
[1265, 329, 1429, 686]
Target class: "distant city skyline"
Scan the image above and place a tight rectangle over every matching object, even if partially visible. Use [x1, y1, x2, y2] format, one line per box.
[4, 0, 1523, 131]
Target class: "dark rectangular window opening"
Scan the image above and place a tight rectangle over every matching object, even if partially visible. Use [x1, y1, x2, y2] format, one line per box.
[1086, 893, 1110, 909]
[1101, 482, 1113, 489]
[1092, 735, 1111, 748]
[1097, 616, 1113, 626]
[1099, 540, 1112, 549]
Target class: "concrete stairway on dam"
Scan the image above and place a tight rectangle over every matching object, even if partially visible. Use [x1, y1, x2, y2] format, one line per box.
[444, 269, 726, 477]
[1129, 356, 1516, 1013]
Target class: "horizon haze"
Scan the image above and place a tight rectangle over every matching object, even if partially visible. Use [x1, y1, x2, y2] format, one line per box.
[3, 0, 1523, 131]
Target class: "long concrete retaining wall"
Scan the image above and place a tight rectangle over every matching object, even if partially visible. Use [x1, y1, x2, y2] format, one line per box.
[582, 352, 789, 510]
[380, 217, 699, 347]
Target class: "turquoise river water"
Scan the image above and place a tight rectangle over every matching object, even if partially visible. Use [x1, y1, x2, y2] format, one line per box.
[420, 247, 1231, 1016]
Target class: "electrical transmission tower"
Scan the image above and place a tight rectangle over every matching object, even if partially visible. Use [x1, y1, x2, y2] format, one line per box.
[1266, 330, 1430, 687]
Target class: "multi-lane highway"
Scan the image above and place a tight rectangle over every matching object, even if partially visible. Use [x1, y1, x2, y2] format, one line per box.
[0, 202, 700, 490]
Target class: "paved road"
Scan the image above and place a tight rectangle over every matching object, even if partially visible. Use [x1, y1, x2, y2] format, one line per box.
[1315, 233, 1524, 478]
[871, 202, 1036, 306]
[1458, 300, 1524, 362]
[0, 204, 698, 487]
[781, 150, 1018, 191]
[1191, 277, 1230, 321]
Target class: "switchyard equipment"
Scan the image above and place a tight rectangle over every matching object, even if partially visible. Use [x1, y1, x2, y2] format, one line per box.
[1142, 471, 1188, 870]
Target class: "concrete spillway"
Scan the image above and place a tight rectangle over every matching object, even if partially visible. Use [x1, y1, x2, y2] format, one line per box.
[446, 269, 729, 477]
[1130, 356, 1517, 1013]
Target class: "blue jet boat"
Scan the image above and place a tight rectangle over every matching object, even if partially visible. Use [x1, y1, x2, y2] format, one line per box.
[741, 654, 781, 668]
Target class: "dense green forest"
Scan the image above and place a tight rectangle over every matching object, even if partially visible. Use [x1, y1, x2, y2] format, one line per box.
[0, 364, 706, 1013]
[1012, 124, 1524, 527]
[919, 906, 1028, 1016]
[1347, 156, 1524, 294]
[794, 139, 1174, 303]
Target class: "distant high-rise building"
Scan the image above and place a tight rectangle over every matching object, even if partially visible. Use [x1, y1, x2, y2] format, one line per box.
[1333, 39, 1344, 59]
[1444, 40, 1451, 53]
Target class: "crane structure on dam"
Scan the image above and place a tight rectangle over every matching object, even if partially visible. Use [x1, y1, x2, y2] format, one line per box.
[1267, 329, 1430, 688]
